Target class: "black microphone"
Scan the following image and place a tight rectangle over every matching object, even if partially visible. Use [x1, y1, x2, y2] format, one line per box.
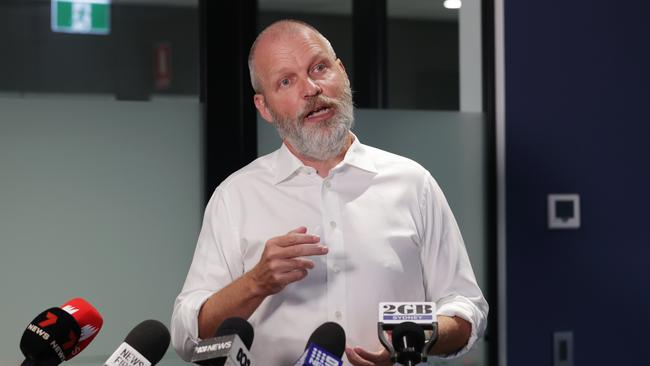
[104, 319, 171, 366]
[377, 302, 438, 364]
[294, 322, 345, 366]
[191, 317, 254, 366]
[391, 322, 425, 366]
[20, 307, 82, 366]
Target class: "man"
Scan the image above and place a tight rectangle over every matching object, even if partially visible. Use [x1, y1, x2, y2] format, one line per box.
[171, 20, 488, 366]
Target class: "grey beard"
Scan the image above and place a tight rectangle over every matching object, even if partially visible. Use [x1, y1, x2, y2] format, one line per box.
[271, 85, 354, 161]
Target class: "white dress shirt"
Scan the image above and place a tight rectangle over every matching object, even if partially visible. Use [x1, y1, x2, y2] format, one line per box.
[171, 136, 488, 365]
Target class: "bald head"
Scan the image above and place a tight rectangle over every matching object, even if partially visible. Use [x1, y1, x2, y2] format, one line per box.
[248, 20, 337, 93]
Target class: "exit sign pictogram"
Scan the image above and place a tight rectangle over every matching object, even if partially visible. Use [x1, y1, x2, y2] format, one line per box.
[51, 0, 110, 35]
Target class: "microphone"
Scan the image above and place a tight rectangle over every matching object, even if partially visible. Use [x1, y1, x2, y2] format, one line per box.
[104, 319, 171, 366]
[377, 302, 438, 365]
[20, 307, 82, 366]
[60, 297, 103, 360]
[294, 322, 346, 366]
[391, 322, 425, 366]
[191, 317, 254, 366]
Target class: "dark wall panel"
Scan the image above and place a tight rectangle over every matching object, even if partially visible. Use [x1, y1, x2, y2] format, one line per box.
[505, 1, 650, 365]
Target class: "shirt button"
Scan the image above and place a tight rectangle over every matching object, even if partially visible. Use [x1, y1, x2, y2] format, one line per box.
[330, 221, 337, 229]
[335, 311, 342, 320]
[332, 265, 340, 273]
[324, 180, 332, 188]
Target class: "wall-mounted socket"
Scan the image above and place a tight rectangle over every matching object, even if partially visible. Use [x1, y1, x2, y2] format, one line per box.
[548, 194, 580, 229]
[553, 331, 573, 366]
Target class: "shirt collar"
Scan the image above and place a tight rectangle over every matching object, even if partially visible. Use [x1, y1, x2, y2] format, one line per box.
[273, 142, 307, 184]
[340, 133, 378, 174]
[272, 133, 378, 184]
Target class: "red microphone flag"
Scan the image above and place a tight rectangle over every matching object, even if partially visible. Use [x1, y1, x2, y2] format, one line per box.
[60, 297, 103, 360]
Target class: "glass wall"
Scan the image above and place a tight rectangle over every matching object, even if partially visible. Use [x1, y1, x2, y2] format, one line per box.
[0, 1, 200, 365]
[0, 0, 198, 99]
[386, 0, 460, 110]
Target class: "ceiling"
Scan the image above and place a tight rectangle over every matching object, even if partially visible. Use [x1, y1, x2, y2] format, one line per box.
[115, 0, 459, 21]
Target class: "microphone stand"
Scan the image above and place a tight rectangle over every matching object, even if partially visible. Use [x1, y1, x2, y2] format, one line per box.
[377, 322, 438, 365]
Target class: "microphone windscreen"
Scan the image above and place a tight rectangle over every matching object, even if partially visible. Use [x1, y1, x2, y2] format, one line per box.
[20, 307, 81, 364]
[60, 297, 103, 360]
[214, 317, 254, 350]
[305, 322, 346, 358]
[123, 319, 171, 365]
[391, 322, 425, 351]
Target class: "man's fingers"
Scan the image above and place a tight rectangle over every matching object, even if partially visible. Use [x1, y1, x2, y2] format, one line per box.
[353, 347, 390, 363]
[345, 347, 374, 366]
[265, 232, 327, 259]
[269, 258, 315, 272]
[254, 229, 327, 295]
[265, 243, 327, 260]
[276, 269, 308, 286]
[281, 243, 328, 258]
[287, 226, 308, 235]
[269, 233, 321, 248]
[345, 346, 391, 366]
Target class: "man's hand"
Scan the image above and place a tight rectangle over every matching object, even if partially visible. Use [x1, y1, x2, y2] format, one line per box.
[198, 227, 326, 339]
[245, 226, 328, 296]
[345, 346, 391, 366]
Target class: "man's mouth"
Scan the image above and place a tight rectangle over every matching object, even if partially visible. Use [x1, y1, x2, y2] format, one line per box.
[304, 105, 334, 121]
[307, 106, 330, 118]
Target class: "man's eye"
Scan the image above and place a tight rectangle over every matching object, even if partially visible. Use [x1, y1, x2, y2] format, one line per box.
[279, 78, 290, 87]
[313, 64, 326, 73]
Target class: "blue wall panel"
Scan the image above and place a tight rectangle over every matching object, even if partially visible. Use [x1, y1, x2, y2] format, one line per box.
[505, 0, 650, 364]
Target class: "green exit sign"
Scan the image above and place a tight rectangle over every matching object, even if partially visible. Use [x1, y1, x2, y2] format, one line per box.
[51, 0, 111, 35]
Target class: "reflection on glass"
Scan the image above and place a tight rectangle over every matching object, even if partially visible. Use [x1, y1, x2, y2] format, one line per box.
[387, 0, 459, 110]
[0, 0, 198, 100]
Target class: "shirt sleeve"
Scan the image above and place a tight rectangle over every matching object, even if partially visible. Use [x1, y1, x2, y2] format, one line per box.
[170, 187, 243, 361]
[418, 172, 489, 358]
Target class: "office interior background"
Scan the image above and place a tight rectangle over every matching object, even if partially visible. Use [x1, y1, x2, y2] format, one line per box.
[0, 0, 648, 365]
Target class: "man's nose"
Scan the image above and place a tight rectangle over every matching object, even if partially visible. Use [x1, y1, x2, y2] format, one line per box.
[302, 77, 322, 98]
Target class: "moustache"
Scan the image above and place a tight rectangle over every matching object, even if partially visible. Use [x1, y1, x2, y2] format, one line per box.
[297, 94, 344, 122]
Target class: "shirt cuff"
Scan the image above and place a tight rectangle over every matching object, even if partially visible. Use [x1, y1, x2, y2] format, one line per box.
[434, 299, 484, 359]
[171, 290, 214, 361]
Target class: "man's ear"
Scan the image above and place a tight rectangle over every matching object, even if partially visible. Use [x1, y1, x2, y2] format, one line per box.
[254, 94, 274, 123]
[336, 58, 348, 79]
